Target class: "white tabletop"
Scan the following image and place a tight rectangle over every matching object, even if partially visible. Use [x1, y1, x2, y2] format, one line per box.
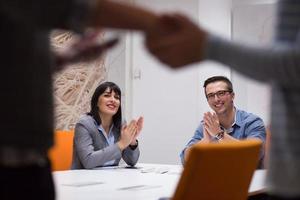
[53, 163, 266, 200]
[248, 169, 267, 196]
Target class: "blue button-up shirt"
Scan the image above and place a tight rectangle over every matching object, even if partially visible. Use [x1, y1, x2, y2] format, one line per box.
[180, 109, 266, 168]
[98, 124, 116, 166]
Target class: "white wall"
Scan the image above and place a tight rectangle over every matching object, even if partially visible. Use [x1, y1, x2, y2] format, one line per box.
[105, 32, 128, 116]
[128, 0, 232, 164]
[108, 0, 276, 165]
[130, 0, 200, 165]
[231, 0, 276, 126]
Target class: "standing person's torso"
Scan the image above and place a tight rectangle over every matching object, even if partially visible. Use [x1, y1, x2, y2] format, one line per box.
[0, 0, 91, 153]
[0, 12, 53, 152]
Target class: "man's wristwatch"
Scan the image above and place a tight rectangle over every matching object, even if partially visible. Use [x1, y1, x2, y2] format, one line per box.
[214, 130, 224, 141]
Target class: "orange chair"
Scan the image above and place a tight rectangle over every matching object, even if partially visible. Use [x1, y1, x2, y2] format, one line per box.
[48, 130, 74, 171]
[172, 139, 262, 200]
[264, 126, 271, 168]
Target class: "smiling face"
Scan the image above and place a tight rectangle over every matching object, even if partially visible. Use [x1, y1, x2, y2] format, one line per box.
[205, 81, 234, 115]
[97, 87, 120, 118]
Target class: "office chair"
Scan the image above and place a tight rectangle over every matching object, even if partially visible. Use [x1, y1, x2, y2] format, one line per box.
[264, 126, 271, 168]
[172, 139, 262, 200]
[48, 130, 74, 171]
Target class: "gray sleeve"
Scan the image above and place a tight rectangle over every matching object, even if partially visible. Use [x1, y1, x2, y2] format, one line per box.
[74, 123, 122, 169]
[204, 1, 300, 88]
[205, 34, 300, 88]
[0, 0, 93, 32]
[122, 146, 140, 166]
[275, 0, 300, 43]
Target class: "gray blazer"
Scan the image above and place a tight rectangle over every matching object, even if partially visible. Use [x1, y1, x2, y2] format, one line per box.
[71, 114, 140, 169]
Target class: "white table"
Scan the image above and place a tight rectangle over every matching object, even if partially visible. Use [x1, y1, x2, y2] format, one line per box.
[248, 169, 267, 196]
[53, 163, 266, 200]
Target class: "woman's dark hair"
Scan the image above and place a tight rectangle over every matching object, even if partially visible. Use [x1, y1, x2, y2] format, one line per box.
[88, 81, 122, 129]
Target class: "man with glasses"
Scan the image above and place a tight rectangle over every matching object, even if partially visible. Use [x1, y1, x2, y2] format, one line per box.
[180, 76, 266, 169]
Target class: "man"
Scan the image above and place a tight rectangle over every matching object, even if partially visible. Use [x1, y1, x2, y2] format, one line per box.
[146, 0, 300, 199]
[0, 1, 165, 199]
[180, 76, 266, 169]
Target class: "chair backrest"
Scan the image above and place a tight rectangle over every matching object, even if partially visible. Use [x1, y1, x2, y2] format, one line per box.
[172, 139, 262, 200]
[48, 130, 74, 171]
[264, 126, 271, 168]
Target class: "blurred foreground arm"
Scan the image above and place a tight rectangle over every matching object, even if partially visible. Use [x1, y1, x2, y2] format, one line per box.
[88, 0, 158, 31]
[146, 11, 300, 86]
[54, 30, 118, 69]
[146, 13, 208, 68]
[55, 0, 161, 70]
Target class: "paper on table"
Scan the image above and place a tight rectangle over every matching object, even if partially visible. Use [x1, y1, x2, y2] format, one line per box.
[62, 181, 105, 187]
[118, 184, 162, 191]
[140, 167, 169, 174]
[93, 165, 122, 170]
[93, 165, 142, 170]
[156, 167, 169, 174]
[140, 167, 156, 173]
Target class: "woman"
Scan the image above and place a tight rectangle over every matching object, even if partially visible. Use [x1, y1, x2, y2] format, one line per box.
[71, 82, 143, 169]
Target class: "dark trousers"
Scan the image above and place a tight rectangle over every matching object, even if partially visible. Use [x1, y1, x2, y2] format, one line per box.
[269, 195, 300, 200]
[249, 193, 300, 200]
[0, 161, 55, 200]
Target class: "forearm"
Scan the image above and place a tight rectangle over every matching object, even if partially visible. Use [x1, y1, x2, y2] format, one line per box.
[88, 0, 158, 31]
[221, 132, 239, 142]
[122, 146, 140, 166]
[205, 34, 300, 87]
[182, 138, 209, 164]
[181, 127, 205, 164]
[78, 144, 122, 169]
[246, 135, 266, 166]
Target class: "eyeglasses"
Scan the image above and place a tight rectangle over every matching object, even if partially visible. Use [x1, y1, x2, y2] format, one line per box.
[206, 90, 232, 101]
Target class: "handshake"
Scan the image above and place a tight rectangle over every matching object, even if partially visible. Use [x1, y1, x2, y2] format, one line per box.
[145, 13, 208, 68]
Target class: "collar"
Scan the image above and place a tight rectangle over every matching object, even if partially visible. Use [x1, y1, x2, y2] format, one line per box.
[234, 108, 242, 127]
[220, 108, 240, 134]
[98, 124, 114, 136]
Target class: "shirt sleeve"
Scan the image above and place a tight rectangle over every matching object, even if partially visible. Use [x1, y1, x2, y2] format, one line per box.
[122, 146, 140, 166]
[245, 117, 266, 142]
[244, 116, 266, 168]
[275, 0, 300, 44]
[180, 123, 204, 165]
[204, 34, 300, 88]
[204, 0, 300, 88]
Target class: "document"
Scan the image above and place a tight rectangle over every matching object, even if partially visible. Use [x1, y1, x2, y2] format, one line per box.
[118, 184, 162, 191]
[61, 181, 105, 187]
